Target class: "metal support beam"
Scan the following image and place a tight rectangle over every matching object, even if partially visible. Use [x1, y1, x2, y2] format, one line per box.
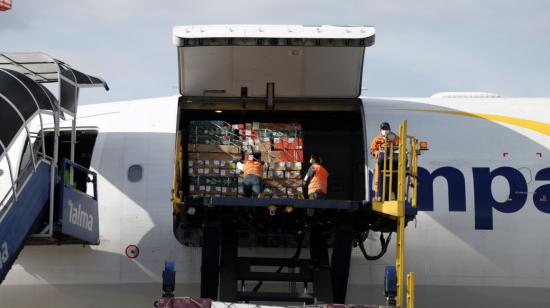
[0, 141, 16, 202]
[310, 226, 333, 303]
[198, 196, 360, 209]
[200, 223, 220, 300]
[407, 272, 415, 308]
[396, 120, 407, 308]
[70, 117, 76, 186]
[219, 225, 238, 302]
[331, 224, 353, 304]
[396, 215, 405, 308]
[47, 105, 60, 237]
[38, 113, 46, 159]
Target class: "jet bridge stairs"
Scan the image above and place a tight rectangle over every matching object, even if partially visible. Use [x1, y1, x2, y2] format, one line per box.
[0, 159, 99, 284]
[0, 52, 108, 284]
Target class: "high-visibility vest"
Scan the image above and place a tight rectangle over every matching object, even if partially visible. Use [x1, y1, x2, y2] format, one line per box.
[370, 133, 400, 157]
[243, 161, 263, 177]
[308, 163, 329, 194]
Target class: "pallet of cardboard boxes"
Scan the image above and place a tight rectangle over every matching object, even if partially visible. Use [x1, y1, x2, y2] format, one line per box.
[187, 121, 305, 199]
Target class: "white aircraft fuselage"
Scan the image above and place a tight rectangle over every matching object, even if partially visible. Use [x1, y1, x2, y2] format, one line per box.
[1, 94, 549, 308]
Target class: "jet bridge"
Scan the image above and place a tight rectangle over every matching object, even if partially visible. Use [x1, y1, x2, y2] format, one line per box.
[0, 53, 107, 283]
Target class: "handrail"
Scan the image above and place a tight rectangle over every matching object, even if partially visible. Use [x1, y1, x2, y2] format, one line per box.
[0, 121, 50, 208]
[59, 158, 98, 200]
[407, 272, 415, 308]
[0, 142, 48, 208]
[375, 121, 421, 207]
[172, 131, 184, 214]
[0, 159, 51, 221]
[372, 120, 423, 308]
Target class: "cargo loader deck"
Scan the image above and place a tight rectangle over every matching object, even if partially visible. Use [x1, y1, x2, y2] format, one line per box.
[180, 195, 417, 247]
[176, 195, 417, 304]
[170, 120, 422, 307]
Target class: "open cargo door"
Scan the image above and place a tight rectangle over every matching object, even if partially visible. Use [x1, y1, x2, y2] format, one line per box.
[173, 25, 375, 99]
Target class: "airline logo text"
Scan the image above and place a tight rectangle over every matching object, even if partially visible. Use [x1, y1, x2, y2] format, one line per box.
[369, 166, 550, 230]
[68, 199, 94, 232]
[416, 166, 550, 229]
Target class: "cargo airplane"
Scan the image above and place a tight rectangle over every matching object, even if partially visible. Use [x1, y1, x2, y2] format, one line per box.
[0, 25, 549, 308]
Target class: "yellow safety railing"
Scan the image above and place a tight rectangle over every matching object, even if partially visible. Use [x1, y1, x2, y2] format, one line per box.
[407, 272, 415, 308]
[172, 131, 184, 215]
[374, 120, 420, 208]
[372, 120, 423, 308]
[408, 136, 420, 208]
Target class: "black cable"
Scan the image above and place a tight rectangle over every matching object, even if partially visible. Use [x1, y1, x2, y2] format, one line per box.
[358, 230, 392, 261]
[252, 232, 304, 292]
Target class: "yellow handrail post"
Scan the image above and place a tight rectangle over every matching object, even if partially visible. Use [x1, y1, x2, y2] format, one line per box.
[398, 121, 407, 202]
[407, 272, 415, 308]
[172, 131, 184, 215]
[396, 120, 407, 308]
[381, 142, 388, 201]
[371, 119, 421, 308]
[388, 142, 394, 200]
[411, 138, 419, 208]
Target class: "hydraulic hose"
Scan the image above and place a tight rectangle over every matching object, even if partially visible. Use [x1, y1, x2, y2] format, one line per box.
[358, 230, 392, 261]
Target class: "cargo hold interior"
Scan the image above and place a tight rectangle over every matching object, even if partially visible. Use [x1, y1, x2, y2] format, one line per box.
[177, 102, 366, 201]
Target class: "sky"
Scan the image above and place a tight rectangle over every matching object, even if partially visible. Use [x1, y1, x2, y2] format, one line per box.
[1, 0, 550, 104]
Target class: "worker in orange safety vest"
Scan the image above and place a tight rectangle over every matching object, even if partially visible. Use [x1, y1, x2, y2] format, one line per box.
[371, 122, 400, 200]
[303, 154, 329, 200]
[241, 152, 265, 198]
[370, 122, 400, 158]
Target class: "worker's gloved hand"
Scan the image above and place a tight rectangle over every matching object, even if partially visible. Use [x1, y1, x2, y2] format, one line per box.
[236, 162, 244, 172]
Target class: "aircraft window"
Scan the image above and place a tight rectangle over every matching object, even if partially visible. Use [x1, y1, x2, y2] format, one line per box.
[128, 165, 143, 182]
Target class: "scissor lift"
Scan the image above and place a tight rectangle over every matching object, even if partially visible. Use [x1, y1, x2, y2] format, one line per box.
[165, 120, 423, 308]
[372, 120, 423, 308]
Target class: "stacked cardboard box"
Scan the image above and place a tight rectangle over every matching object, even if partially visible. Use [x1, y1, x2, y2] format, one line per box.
[260, 123, 304, 163]
[237, 123, 305, 199]
[262, 162, 304, 198]
[188, 121, 241, 197]
[187, 121, 305, 199]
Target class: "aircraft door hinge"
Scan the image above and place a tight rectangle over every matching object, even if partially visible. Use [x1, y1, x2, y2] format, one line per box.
[266, 82, 275, 110]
